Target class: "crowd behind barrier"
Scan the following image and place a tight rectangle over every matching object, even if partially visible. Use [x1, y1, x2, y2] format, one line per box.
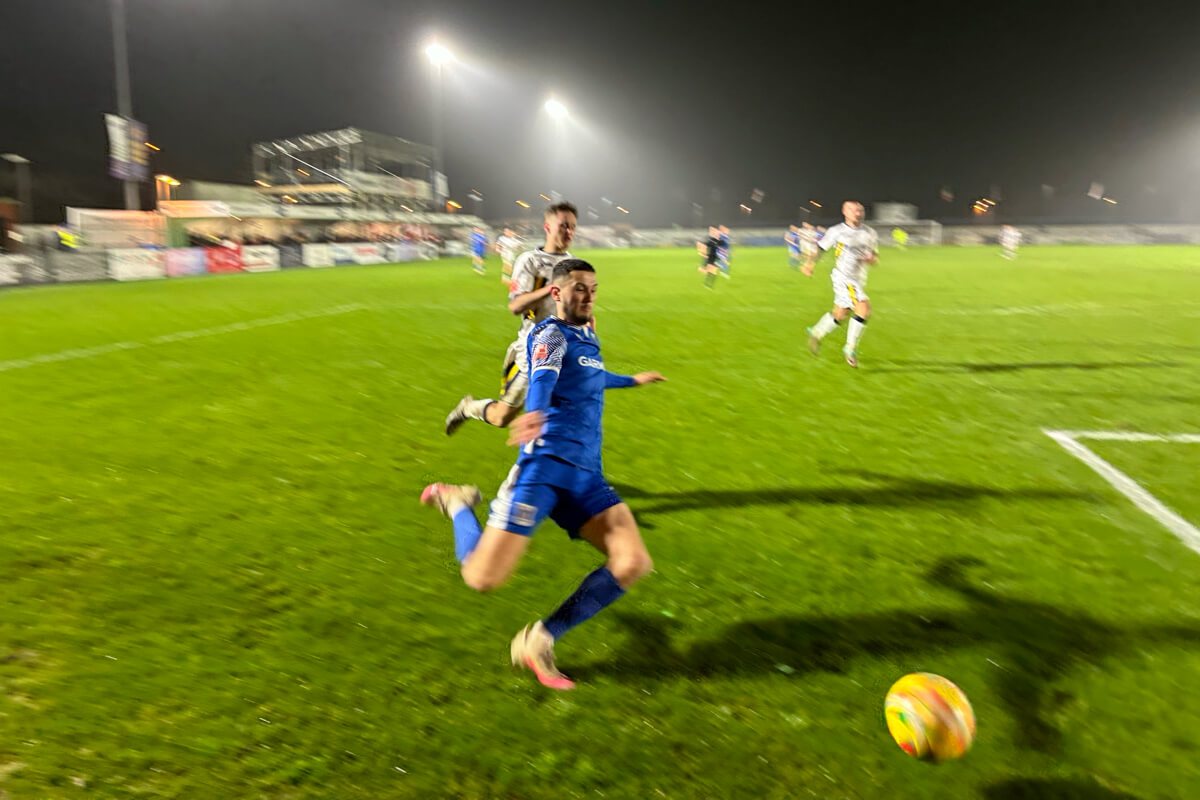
[4, 224, 1200, 289]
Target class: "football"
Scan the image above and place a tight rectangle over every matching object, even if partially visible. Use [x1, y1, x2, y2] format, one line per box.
[884, 672, 976, 762]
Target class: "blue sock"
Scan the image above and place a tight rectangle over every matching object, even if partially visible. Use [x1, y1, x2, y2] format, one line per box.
[452, 508, 483, 563]
[543, 567, 626, 640]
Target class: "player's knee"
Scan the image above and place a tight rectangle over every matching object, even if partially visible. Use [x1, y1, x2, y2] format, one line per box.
[488, 403, 521, 428]
[461, 564, 505, 593]
[610, 549, 653, 588]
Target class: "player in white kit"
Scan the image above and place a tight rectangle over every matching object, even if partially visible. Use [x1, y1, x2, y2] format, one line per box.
[799, 222, 819, 259]
[495, 227, 523, 285]
[999, 225, 1021, 260]
[802, 200, 878, 368]
[444, 203, 578, 434]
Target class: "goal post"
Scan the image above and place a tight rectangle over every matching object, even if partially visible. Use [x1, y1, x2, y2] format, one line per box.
[869, 201, 942, 246]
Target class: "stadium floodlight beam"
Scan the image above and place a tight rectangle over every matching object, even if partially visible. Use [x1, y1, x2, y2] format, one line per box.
[544, 98, 569, 119]
[424, 41, 454, 66]
[423, 40, 455, 210]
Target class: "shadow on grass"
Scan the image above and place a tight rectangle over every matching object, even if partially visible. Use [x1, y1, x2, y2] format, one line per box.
[980, 778, 1142, 799]
[567, 557, 1200, 755]
[612, 470, 1094, 521]
[865, 360, 1182, 375]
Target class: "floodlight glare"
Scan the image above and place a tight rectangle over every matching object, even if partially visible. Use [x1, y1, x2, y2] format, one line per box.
[544, 98, 568, 119]
[425, 42, 454, 65]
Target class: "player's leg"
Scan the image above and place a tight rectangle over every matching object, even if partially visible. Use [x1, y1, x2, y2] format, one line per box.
[704, 262, 718, 289]
[514, 477, 651, 689]
[445, 343, 525, 435]
[844, 294, 872, 368]
[516, 503, 650, 688]
[421, 465, 551, 591]
[808, 279, 852, 354]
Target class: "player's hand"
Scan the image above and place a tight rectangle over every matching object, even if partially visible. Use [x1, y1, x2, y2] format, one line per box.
[633, 371, 666, 385]
[507, 411, 546, 447]
[801, 262, 815, 277]
[863, 252, 879, 265]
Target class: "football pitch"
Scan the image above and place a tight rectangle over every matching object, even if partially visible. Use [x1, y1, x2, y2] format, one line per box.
[2, 245, 1199, 798]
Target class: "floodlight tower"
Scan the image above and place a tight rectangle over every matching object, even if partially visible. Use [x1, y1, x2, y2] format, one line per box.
[424, 41, 455, 211]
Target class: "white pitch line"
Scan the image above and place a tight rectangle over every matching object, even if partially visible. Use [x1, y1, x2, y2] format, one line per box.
[0, 303, 366, 373]
[1057, 431, 1200, 444]
[1044, 429, 1200, 556]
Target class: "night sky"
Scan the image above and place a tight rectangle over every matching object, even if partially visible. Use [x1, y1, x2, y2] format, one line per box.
[3, 0, 1200, 225]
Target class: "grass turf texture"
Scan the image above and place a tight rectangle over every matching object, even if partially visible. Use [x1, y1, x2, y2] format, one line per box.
[2, 246, 1199, 799]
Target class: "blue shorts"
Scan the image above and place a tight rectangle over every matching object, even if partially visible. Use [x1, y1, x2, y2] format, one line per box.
[486, 455, 622, 538]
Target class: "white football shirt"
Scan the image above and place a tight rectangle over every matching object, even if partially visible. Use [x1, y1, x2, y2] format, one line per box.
[820, 222, 878, 285]
[496, 234, 522, 262]
[509, 248, 574, 339]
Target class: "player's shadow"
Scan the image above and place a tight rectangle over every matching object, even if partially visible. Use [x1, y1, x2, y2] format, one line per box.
[865, 359, 1182, 375]
[980, 778, 1143, 800]
[612, 470, 1094, 523]
[567, 557, 1200, 755]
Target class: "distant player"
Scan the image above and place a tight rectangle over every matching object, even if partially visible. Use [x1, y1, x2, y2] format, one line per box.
[494, 227, 523, 285]
[892, 227, 909, 250]
[799, 222, 819, 262]
[444, 202, 578, 434]
[802, 200, 879, 368]
[697, 226, 721, 289]
[421, 259, 666, 690]
[785, 225, 802, 270]
[469, 227, 489, 275]
[999, 225, 1021, 260]
[717, 224, 732, 279]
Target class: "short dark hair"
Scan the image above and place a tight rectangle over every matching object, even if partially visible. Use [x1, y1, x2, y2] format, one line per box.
[552, 258, 595, 283]
[545, 201, 578, 219]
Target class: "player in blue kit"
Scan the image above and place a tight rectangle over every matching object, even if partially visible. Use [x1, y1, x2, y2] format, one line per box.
[420, 258, 666, 689]
[469, 226, 488, 275]
[785, 224, 802, 270]
[717, 224, 732, 279]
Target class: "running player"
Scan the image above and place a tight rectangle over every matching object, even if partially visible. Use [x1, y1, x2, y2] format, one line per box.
[717, 224, 732, 279]
[799, 222, 819, 263]
[444, 202, 578, 434]
[470, 226, 489, 275]
[802, 200, 879, 368]
[999, 224, 1021, 260]
[785, 225, 802, 270]
[494, 227, 523, 286]
[697, 226, 721, 289]
[421, 258, 666, 689]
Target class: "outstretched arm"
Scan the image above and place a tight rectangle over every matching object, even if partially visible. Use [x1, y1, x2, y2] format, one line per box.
[605, 370, 666, 389]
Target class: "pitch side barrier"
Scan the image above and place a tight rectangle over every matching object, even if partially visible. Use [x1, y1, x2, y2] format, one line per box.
[6, 225, 1200, 289]
[0, 241, 436, 287]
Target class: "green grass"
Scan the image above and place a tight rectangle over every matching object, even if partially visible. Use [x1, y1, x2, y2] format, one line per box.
[2, 246, 1199, 799]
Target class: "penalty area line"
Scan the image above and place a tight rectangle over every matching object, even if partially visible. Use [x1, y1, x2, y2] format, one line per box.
[1043, 429, 1200, 556]
[0, 303, 367, 373]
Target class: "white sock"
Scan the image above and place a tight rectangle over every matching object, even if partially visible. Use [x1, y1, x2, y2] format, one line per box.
[846, 317, 867, 350]
[465, 398, 493, 420]
[811, 312, 839, 340]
